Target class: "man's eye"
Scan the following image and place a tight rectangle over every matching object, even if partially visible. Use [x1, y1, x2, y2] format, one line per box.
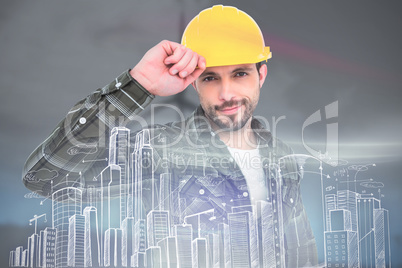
[203, 76, 216, 82]
[235, 72, 247, 77]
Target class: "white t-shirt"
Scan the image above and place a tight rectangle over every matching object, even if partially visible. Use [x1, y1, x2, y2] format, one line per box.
[227, 146, 267, 202]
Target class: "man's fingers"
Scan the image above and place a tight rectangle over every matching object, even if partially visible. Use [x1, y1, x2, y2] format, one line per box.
[178, 51, 200, 78]
[160, 40, 206, 81]
[184, 55, 206, 83]
[167, 48, 194, 76]
[164, 45, 186, 66]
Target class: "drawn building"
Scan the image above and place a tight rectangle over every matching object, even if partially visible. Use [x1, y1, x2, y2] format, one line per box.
[11, 126, 395, 268]
[217, 223, 231, 268]
[159, 173, 172, 212]
[337, 190, 359, 232]
[104, 228, 122, 267]
[94, 164, 121, 264]
[325, 231, 358, 268]
[157, 236, 178, 268]
[174, 224, 193, 268]
[146, 246, 162, 268]
[122, 217, 135, 267]
[192, 238, 208, 268]
[133, 129, 157, 220]
[52, 187, 82, 268]
[228, 208, 258, 268]
[14, 246, 23, 267]
[147, 210, 170, 247]
[357, 197, 380, 268]
[40, 227, 56, 268]
[325, 205, 358, 267]
[374, 208, 391, 268]
[325, 194, 337, 231]
[68, 214, 85, 267]
[83, 206, 100, 267]
[133, 218, 147, 265]
[21, 249, 28, 267]
[256, 200, 275, 268]
[9, 250, 15, 267]
[330, 209, 352, 232]
[109, 127, 131, 223]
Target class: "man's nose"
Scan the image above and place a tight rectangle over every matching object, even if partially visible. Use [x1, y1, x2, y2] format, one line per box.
[218, 78, 235, 101]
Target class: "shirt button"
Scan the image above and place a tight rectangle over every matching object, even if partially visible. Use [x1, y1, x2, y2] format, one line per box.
[115, 82, 122, 88]
[79, 117, 86, 124]
[290, 198, 294, 203]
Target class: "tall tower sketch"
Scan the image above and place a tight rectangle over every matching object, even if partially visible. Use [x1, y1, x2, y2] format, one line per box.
[52, 187, 82, 268]
[95, 164, 121, 265]
[256, 200, 275, 268]
[357, 197, 380, 268]
[133, 129, 157, 221]
[68, 214, 85, 267]
[228, 208, 258, 268]
[9, 251, 14, 267]
[109, 127, 131, 222]
[41, 227, 56, 268]
[374, 208, 391, 267]
[28, 233, 39, 268]
[14, 246, 23, 267]
[174, 224, 193, 268]
[159, 173, 172, 212]
[83, 206, 100, 267]
[122, 216, 135, 267]
[217, 223, 231, 268]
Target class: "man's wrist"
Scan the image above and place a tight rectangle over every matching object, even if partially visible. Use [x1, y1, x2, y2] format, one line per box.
[129, 67, 155, 95]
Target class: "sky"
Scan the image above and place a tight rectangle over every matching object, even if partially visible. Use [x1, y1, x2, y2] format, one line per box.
[1, 0, 401, 266]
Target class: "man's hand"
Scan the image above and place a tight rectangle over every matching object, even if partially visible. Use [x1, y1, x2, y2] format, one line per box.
[130, 40, 206, 96]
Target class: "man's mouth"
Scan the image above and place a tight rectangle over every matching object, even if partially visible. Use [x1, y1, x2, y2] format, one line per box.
[218, 105, 241, 115]
[215, 100, 246, 115]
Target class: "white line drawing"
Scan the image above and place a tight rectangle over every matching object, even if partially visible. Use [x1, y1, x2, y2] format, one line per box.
[23, 168, 59, 183]
[67, 144, 98, 155]
[10, 127, 392, 268]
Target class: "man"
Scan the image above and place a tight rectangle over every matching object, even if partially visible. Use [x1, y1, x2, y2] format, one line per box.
[23, 5, 318, 267]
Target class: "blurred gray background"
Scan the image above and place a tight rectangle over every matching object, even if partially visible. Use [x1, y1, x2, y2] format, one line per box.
[1, 0, 401, 266]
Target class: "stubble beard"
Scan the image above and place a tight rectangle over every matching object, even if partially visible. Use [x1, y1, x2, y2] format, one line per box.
[204, 98, 257, 132]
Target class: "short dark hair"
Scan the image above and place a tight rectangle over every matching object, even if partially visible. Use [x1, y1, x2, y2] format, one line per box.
[256, 61, 265, 74]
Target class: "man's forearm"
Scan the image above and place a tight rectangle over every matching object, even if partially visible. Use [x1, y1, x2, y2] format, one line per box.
[22, 70, 154, 196]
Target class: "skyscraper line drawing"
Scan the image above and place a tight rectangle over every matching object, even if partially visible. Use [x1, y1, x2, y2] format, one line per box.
[10, 126, 392, 268]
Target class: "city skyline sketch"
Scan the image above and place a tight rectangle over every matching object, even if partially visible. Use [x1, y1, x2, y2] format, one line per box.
[9, 126, 391, 267]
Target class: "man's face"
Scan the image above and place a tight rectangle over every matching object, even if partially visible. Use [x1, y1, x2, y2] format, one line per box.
[193, 63, 267, 131]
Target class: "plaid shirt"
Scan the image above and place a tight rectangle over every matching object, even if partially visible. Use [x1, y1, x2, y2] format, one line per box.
[23, 70, 317, 267]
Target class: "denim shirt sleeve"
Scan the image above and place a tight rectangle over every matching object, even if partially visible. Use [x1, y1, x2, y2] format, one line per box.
[22, 70, 154, 197]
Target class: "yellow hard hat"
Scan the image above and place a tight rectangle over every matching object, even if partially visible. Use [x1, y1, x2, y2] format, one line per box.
[181, 5, 272, 67]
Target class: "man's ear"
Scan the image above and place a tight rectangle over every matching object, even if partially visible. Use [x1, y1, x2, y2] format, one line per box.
[258, 64, 268, 88]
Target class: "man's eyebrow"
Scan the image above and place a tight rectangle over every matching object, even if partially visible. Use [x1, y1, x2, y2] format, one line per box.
[231, 67, 254, 73]
[199, 67, 255, 79]
[199, 71, 218, 78]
